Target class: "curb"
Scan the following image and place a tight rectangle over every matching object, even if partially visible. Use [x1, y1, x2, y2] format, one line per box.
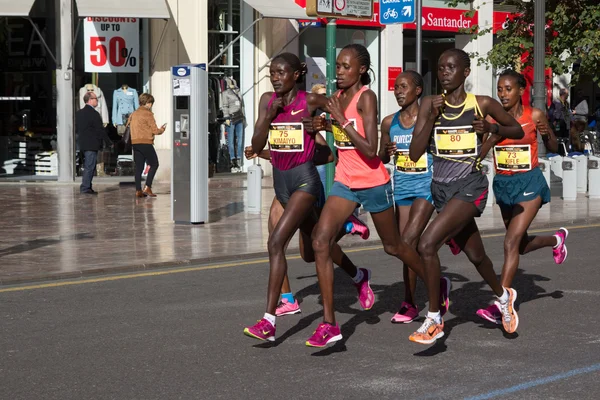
[2, 217, 600, 287]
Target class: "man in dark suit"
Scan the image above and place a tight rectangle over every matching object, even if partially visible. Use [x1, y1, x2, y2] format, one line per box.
[76, 92, 112, 194]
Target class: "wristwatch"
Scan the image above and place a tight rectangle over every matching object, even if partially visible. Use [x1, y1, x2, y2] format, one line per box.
[490, 123, 500, 134]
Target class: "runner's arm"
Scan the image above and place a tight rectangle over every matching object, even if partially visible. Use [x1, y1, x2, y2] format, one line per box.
[532, 107, 559, 153]
[314, 132, 334, 165]
[479, 95, 524, 139]
[251, 92, 275, 154]
[378, 114, 394, 164]
[410, 96, 436, 162]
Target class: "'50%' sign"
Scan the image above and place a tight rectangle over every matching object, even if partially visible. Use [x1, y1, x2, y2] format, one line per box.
[84, 17, 139, 73]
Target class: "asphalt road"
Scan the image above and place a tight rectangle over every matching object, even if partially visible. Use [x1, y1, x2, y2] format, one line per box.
[1, 225, 599, 400]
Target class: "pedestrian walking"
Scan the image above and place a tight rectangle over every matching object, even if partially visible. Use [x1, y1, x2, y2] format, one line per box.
[129, 93, 166, 198]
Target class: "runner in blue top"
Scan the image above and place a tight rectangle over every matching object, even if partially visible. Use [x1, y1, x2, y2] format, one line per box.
[379, 71, 451, 324]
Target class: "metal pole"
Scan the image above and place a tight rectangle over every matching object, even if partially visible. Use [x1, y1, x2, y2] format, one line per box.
[57, 0, 74, 181]
[533, 0, 546, 156]
[325, 19, 337, 196]
[416, 0, 422, 74]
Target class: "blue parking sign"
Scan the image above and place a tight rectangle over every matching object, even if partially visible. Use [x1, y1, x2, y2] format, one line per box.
[380, 0, 415, 25]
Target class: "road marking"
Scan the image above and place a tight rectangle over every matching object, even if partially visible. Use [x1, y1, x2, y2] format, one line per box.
[464, 363, 600, 400]
[1, 224, 600, 293]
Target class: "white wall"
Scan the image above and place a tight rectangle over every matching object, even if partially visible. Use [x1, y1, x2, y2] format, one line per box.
[380, 24, 403, 119]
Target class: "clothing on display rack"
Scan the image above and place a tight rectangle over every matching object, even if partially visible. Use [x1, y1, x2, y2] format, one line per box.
[112, 84, 140, 135]
[78, 84, 109, 124]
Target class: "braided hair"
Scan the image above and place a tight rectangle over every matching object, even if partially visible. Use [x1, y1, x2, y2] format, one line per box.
[342, 44, 372, 85]
[400, 70, 424, 97]
[271, 53, 308, 84]
[499, 69, 527, 89]
[440, 48, 471, 69]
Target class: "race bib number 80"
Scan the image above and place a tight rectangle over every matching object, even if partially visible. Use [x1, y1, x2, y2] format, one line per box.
[269, 123, 304, 152]
[434, 125, 477, 157]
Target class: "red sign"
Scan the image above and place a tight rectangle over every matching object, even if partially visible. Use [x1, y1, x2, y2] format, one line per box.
[388, 67, 403, 91]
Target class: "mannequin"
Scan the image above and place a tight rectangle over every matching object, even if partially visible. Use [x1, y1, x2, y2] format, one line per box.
[112, 84, 139, 135]
[79, 84, 109, 125]
[221, 77, 245, 172]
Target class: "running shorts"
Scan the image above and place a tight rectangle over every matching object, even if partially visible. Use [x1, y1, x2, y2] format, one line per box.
[493, 167, 550, 209]
[329, 180, 393, 213]
[273, 161, 322, 205]
[431, 172, 489, 216]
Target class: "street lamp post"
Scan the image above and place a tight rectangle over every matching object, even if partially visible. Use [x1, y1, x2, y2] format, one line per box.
[533, 0, 547, 156]
[325, 19, 337, 195]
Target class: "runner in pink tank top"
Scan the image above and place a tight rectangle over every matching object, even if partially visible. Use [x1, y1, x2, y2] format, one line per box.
[307, 44, 430, 347]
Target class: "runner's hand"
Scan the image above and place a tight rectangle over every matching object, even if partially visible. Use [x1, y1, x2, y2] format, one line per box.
[267, 98, 284, 120]
[326, 96, 345, 123]
[386, 141, 397, 157]
[429, 95, 445, 119]
[536, 118, 550, 136]
[244, 146, 258, 160]
[473, 114, 491, 134]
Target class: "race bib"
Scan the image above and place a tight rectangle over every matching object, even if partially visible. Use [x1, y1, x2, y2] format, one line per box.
[494, 145, 532, 171]
[332, 119, 357, 149]
[395, 150, 428, 174]
[434, 125, 477, 157]
[269, 123, 304, 152]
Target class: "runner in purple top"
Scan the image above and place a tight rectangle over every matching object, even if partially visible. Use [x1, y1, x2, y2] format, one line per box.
[243, 53, 374, 343]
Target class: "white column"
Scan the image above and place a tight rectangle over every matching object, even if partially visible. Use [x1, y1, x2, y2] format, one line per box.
[56, 0, 74, 181]
[380, 24, 404, 119]
[240, 1, 255, 173]
[456, 0, 493, 96]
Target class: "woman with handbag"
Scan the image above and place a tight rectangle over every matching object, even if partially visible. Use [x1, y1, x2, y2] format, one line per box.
[129, 93, 166, 197]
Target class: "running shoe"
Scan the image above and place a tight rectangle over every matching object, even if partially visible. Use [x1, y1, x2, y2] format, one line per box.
[553, 227, 569, 264]
[439, 276, 451, 317]
[275, 298, 301, 316]
[445, 238, 461, 255]
[347, 214, 370, 240]
[243, 318, 276, 342]
[305, 322, 343, 347]
[495, 288, 519, 334]
[391, 301, 419, 323]
[476, 304, 502, 324]
[354, 268, 375, 310]
[409, 317, 445, 345]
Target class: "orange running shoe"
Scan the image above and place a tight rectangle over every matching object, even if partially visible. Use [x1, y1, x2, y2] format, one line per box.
[409, 317, 444, 345]
[495, 288, 519, 334]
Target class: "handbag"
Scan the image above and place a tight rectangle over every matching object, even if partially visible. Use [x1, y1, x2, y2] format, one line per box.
[122, 115, 132, 146]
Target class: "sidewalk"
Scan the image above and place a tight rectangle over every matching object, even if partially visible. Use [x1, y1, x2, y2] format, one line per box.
[1, 174, 599, 284]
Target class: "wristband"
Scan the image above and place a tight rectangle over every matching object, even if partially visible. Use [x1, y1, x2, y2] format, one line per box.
[341, 120, 352, 129]
[490, 123, 499, 134]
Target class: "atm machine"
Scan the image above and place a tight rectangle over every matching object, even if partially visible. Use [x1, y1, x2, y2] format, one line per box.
[171, 64, 209, 224]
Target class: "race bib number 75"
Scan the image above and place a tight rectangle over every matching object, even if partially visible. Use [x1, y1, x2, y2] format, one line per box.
[269, 123, 304, 152]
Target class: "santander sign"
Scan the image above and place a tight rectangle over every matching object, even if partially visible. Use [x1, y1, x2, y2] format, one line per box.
[404, 7, 477, 32]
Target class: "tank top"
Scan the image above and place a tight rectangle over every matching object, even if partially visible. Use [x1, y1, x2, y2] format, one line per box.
[493, 106, 539, 175]
[391, 111, 433, 180]
[430, 93, 483, 183]
[267, 91, 315, 171]
[333, 86, 389, 189]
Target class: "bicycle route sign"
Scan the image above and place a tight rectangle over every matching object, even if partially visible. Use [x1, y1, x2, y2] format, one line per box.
[380, 0, 415, 25]
[306, 0, 374, 20]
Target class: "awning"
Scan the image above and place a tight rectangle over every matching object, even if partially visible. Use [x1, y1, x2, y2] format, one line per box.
[74, 0, 170, 19]
[0, 0, 36, 16]
[243, 0, 315, 20]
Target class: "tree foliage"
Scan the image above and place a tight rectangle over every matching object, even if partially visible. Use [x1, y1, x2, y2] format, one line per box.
[445, 0, 600, 83]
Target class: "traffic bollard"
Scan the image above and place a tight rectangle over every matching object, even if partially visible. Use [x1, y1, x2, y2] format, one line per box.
[561, 157, 577, 201]
[588, 155, 600, 199]
[550, 154, 563, 179]
[481, 159, 495, 206]
[575, 155, 588, 193]
[538, 158, 551, 189]
[247, 161, 263, 214]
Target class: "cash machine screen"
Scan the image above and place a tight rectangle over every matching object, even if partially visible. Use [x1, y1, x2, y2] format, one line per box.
[176, 96, 189, 110]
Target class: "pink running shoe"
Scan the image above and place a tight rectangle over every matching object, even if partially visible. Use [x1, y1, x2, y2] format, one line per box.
[391, 301, 419, 323]
[347, 214, 370, 240]
[354, 268, 375, 310]
[446, 238, 461, 255]
[275, 298, 301, 316]
[305, 322, 343, 347]
[476, 304, 502, 325]
[553, 227, 568, 264]
[243, 318, 276, 342]
[439, 277, 451, 317]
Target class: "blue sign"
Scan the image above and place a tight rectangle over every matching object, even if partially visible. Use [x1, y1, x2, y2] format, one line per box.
[379, 0, 415, 25]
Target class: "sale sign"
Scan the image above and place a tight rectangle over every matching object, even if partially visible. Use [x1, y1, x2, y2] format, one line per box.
[84, 17, 139, 73]
[388, 66, 402, 91]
